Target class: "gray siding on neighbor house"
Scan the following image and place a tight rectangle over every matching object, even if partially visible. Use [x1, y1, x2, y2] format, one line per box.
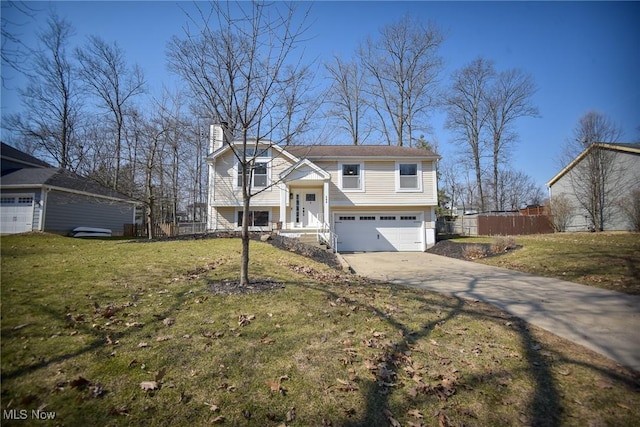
[44, 190, 134, 235]
[550, 150, 640, 231]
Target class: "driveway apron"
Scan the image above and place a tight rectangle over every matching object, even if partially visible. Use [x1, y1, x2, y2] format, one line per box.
[341, 252, 640, 372]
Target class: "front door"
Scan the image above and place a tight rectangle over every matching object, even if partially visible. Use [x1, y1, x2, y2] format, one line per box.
[291, 190, 321, 227]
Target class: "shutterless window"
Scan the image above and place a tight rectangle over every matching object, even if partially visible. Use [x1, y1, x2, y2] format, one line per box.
[238, 211, 269, 227]
[401, 216, 417, 220]
[305, 193, 316, 202]
[244, 147, 271, 158]
[338, 216, 355, 221]
[380, 216, 396, 220]
[342, 164, 360, 189]
[359, 216, 376, 220]
[253, 162, 268, 187]
[399, 163, 418, 189]
[237, 162, 268, 188]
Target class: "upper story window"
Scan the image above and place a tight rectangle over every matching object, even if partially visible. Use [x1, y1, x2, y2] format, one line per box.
[237, 161, 270, 188]
[340, 163, 364, 191]
[244, 147, 271, 158]
[396, 162, 422, 192]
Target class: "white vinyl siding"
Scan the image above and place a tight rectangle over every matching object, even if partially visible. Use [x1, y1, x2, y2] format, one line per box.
[317, 160, 437, 206]
[211, 148, 294, 206]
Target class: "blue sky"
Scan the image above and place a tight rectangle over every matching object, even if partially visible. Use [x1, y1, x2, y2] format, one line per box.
[2, 1, 639, 189]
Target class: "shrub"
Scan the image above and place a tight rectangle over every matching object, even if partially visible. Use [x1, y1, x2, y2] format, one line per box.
[463, 244, 487, 260]
[491, 236, 517, 254]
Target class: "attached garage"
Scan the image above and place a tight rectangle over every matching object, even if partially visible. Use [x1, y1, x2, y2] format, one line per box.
[334, 212, 424, 252]
[0, 194, 35, 234]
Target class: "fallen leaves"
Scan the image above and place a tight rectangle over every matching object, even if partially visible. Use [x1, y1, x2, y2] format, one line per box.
[140, 368, 167, 392]
[139, 381, 158, 391]
[238, 314, 256, 327]
[267, 375, 290, 395]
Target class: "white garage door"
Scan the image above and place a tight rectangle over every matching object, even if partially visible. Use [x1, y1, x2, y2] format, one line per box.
[1, 195, 34, 234]
[334, 213, 423, 252]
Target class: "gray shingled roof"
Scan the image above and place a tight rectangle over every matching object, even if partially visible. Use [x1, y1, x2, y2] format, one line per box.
[1, 142, 52, 168]
[286, 145, 439, 159]
[1, 167, 133, 201]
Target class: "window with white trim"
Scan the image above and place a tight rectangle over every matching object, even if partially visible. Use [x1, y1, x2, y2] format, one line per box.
[396, 162, 422, 191]
[340, 163, 363, 190]
[237, 161, 270, 189]
[238, 210, 269, 227]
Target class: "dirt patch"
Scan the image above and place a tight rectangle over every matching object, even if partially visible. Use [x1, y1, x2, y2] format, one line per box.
[267, 234, 342, 270]
[427, 239, 520, 260]
[427, 240, 487, 259]
[207, 278, 285, 295]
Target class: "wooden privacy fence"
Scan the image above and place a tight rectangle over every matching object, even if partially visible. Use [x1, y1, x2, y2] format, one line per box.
[124, 223, 178, 238]
[478, 214, 553, 236]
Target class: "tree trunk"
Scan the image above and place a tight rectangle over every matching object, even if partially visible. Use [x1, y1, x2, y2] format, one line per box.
[240, 162, 250, 286]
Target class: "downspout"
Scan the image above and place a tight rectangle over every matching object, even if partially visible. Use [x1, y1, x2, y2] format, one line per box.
[40, 187, 50, 231]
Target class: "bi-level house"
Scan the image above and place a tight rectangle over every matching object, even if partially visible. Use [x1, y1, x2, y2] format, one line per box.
[206, 125, 440, 252]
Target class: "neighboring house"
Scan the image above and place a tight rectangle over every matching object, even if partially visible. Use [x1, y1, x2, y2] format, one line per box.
[1, 143, 137, 235]
[206, 126, 440, 252]
[547, 142, 640, 231]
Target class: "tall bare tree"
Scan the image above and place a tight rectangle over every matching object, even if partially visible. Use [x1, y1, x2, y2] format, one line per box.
[6, 12, 84, 170]
[168, 1, 314, 286]
[75, 36, 146, 191]
[358, 15, 443, 146]
[445, 57, 495, 211]
[491, 169, 543, 211]
[325, 56, 369, 144]
[486, 68, 538, 210]
[563, 111, 625, 231]
[1, 1, 38, 85]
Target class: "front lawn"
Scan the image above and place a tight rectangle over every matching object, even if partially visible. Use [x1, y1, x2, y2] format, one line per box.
[1, 233, 639, 426]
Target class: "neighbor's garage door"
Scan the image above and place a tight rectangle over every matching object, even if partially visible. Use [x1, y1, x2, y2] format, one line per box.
[334, 213, 423, 252]
[1, 195, 34, 234]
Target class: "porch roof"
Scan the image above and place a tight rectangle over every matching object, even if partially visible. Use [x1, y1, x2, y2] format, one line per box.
[280, 158, 330, 182]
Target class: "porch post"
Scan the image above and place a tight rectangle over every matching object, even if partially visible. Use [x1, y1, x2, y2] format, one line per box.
[279, 183, 288, 229]
[323, 180, 330, 226]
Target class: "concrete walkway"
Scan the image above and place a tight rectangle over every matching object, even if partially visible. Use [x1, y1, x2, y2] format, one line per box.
[341, 252, 640, 372]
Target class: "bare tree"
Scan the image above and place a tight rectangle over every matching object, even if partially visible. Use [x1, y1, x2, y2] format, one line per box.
[324, 56, 369, 144]
[168, 1, 314, 286]
[491, 169, 544, 211]
[486, 68, 538, 210]
[75, 35, 146, 191]
[549, 194, 574, 232]
[563, 111, 626, 231]
[358, 15, 443, 146]
[5, 12, 84, 170]
[445, 57, 495, 211]
[1, 1, 38, 85]
[619, 189, 640, 232]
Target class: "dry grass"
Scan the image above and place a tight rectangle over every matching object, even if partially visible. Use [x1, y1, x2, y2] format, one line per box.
[1, 233, 639, 426]
[473, 232, 640, 295]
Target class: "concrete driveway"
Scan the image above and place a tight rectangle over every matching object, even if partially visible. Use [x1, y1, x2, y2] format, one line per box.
[341, 252, 640, 372]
